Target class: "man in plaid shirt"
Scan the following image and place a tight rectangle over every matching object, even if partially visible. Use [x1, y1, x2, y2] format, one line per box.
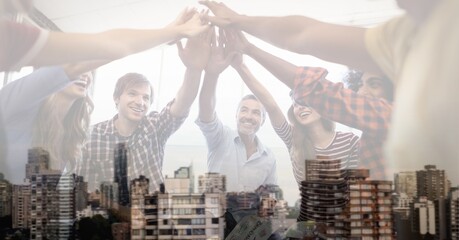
[79, 30, 213, 192]
[239, 39, 392, 180]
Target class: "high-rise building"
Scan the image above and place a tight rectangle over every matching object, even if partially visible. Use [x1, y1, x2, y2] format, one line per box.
[74, 176, 88, 212]
[130, 175, 225, 239]
[447, 187, 459, 240]
[198, 172, 226, 194]
[114, 143, 129, 207]
[0, 173, 12, 217]
[174, 164, 194, 193]
[298, 159, 349, 238]
[131, 175, 149, 239]
[12, 184, 30, 229]
[394, 171, 417, 199]
[347, 169, 394, 239]
[100, 181, 119, 210]
[29, 171, 62, 240]
[164, 175, 192, 194]
[25, 147, 50, 179]
[416, 165, 449, 201]
[24, 147, 86, 240]
[411, 197, 436, 238]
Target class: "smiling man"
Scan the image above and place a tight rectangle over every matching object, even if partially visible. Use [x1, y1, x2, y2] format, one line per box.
[80, 29, 213, 192]
[196, 93, 278, 192]
[195, 32, 278, 191]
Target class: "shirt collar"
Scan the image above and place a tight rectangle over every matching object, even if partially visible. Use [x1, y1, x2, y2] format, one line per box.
[233, 132, 268, 155]
[103, 114, 145, 136]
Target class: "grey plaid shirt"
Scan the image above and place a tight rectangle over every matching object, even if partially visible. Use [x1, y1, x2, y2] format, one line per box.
[79, 100, 186, 192]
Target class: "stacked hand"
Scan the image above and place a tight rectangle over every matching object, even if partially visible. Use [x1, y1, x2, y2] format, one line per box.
[177, 26, 213, 70]
[199, 0, 241, 27]
[205, 28, 237, 75]
[173, 8, 210, 38]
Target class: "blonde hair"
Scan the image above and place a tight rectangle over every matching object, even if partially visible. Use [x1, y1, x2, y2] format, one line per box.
[32, 92, 93, 171]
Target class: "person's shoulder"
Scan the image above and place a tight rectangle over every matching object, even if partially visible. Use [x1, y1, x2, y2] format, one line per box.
[90, 119, 113, 134]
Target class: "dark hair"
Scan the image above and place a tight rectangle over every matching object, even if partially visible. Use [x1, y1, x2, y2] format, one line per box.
[344, 69, 364, 92]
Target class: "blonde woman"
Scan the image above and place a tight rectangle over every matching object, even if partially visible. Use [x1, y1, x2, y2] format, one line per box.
[0, 66, 94, 183]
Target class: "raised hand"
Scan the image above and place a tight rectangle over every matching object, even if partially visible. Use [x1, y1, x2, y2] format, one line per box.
[168, 7, 198, 27]
[225, 28, 251, 53]
[205, 28, 236, 75]
[199, 1, 240, 27]
[177, 27, 213, 70]
[178, 12, 210, 38]
[224, 29, 245, 69]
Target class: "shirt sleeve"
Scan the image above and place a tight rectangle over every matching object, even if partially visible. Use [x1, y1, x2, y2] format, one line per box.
[0, 66, 71, 123]
[264, 154, 278, 185]
[148, 99, 187, 147]
[0, 20, 49, 71]
[195, 115, 227, 151]
[347, 134, 360, 169]
[292, 66, 391, 138]
[364, 15, 416, 85]
[272, 119, 293, 150]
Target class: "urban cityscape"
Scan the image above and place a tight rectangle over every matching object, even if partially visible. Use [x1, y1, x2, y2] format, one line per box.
[0, 145, 458, 239]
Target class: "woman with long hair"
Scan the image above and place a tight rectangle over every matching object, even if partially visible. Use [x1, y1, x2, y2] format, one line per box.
[32, 72, 94, 171]
[0, 66, 94, 183]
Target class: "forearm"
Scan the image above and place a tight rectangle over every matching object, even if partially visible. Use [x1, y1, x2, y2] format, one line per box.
[198, 72, 219, 122]
[0, 66, 70, 121]
[233, 15, 318, 54]
[245, 43, 297, 89]
[170, 68, 203, 117]
[235, 64, 285, 127]
[33, 26, 185, 66]
[234, 15, 381, 74]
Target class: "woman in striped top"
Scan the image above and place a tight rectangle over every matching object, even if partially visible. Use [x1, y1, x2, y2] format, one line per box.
[226, 29, 360, 187]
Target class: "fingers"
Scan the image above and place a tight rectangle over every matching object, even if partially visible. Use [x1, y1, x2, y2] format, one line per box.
[210, 27, 217, 47]
[205, 26, 214, 43]
[218, 27, 226, 47]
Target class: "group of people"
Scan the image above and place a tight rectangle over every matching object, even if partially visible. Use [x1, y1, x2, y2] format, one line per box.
[1, 0, 457, 214]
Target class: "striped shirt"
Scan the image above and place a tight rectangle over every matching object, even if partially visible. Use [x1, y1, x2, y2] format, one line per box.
[274, 120, 360, 186]
[79, 100, 186, 192]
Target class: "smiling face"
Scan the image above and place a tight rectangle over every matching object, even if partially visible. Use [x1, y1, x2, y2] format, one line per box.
[60, 72, 93, 100]
[236, 98, 264, 136]
[358, 73, 390, 100]
[292, 102, 321, 126]
[115, 82, 151, 124]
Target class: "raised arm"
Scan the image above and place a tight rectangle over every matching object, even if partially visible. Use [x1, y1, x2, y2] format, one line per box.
[198, 28, 234, 122]
[171, 27, 214, 118]
[227, 30, 298, 89]
[16, 9, 209, 68]
[226, 30, 286, 128]
[199, 1, 383, 75]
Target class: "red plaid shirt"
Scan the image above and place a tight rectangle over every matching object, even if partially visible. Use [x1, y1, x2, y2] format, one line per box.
[292, 67, 392, 180]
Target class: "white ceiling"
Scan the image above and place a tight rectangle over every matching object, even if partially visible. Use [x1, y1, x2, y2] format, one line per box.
[33, 0, 403, 32]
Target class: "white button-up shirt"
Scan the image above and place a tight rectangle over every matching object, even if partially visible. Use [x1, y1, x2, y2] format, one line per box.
[196, 116, 277, 192]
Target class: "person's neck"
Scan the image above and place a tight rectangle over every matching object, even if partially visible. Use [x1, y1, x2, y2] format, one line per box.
[115, 116, 139, 137]
[239, 133, 257, 147]
[306, 121, 335, 149]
